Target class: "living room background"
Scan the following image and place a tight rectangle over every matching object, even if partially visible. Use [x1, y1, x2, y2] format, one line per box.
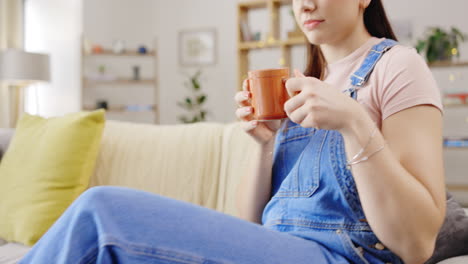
[23, 0, 468, 124]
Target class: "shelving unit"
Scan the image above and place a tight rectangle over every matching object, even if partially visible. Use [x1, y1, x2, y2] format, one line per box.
[237, 0, 306, 89]
[81, 42, 159, 124]
[434, 61, 468, 199]
[428, 61, 468, 68]
[84, 79, 156, 86]
[83, 104, 157, 113]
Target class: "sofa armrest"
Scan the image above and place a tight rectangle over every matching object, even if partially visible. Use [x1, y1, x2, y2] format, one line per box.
[0, 128, 14, 161]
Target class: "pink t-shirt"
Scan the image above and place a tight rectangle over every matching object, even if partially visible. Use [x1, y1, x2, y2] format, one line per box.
[324, 37, 443, 129]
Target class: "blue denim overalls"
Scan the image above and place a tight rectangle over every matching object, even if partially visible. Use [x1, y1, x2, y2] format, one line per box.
[262, 39, 404, 264]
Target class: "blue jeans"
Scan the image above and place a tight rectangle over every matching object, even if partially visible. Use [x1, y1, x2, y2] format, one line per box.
[20, 186, 350, 263]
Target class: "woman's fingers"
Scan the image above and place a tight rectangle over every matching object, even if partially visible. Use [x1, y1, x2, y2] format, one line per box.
[240, 120, 258, 132]
[235, 106, 253, 120]
[235, 80, 252, 107]
[234, 91, 251, 107]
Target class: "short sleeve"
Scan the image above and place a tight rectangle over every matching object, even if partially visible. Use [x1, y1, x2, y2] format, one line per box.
[376, 46, 443, 120]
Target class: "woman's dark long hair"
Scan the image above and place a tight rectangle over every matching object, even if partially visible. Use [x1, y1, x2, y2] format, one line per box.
[303, 0, 398, 79]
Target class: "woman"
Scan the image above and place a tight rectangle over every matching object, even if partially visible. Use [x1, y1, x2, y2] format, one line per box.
[21, 0, 445, 263]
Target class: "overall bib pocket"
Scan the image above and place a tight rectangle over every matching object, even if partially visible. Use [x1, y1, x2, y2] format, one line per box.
[274, 123, 327, 198]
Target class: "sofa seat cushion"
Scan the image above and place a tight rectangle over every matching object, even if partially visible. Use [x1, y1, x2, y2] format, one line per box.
[0, 243, 30, 264]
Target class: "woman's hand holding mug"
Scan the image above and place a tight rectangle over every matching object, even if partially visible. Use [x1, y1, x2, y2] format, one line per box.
[234, 79, 282, 146]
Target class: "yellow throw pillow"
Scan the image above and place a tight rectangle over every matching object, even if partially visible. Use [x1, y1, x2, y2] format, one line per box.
[0, 110, 105, 246]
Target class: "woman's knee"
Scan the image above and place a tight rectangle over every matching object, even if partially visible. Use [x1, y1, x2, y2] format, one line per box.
[75, 186, 121, 207]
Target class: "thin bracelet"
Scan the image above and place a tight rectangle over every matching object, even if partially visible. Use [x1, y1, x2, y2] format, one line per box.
[348, 124, 378, 163]
[346, 143, 386, 169]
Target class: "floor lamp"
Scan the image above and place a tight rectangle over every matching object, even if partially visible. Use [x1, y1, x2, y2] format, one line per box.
[0, 49, 50, 127]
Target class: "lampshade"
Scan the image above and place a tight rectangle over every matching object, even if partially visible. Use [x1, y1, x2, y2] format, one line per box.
[0, 49, 50, 84]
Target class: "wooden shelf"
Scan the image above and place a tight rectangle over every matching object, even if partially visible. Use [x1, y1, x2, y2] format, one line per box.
[238, 37, 306, 50]
[428, 61, 468, 68]
[443, 102, 468, 108]
[446, 184, 468, 192]
[84, 105, 157, 113]
[282, 37, 307, 46]
[84, 79, 155, 85]
[85, 50, 156, 57]
[238, 0, 290, 9]
[238, 0, 268, 9]
[444, 146, 468, 149]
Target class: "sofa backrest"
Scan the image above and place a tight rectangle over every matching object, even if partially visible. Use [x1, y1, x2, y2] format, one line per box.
[89, 121, 260, 216]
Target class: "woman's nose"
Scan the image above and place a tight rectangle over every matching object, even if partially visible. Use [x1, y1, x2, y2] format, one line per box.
[296, 0, 316, 13]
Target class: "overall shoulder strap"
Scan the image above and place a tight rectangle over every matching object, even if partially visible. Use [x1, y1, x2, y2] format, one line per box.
[349, 39, 398, 87]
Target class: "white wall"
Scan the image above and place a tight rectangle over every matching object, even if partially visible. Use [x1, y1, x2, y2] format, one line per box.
[24, 0, 82, 117]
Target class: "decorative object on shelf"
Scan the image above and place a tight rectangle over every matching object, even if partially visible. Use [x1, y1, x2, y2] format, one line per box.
[0, 49, 50, 127]
[445, 93, 468, 105]
[98, 65, 106, 74]
[126, 104, 154, 112]
[415, 27, 467, 63]
[112, 40, 126, 54]
[138, 45, 147, 54]
[252, 32, 261, 41]
[92, 45, 103, 54]
[444, 137, 468, 148]
[240, 18, 252, 42]
[177, 70, 209, 123]
[179, 28, 217, 66]
[132, 66, 140, 81]
[96, 100, 108, 110]
[82, 37, 93, 55]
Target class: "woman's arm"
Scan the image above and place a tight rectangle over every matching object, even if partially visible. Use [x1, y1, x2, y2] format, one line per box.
[341, 105, 446, 264]
[236, 139, 275, 224]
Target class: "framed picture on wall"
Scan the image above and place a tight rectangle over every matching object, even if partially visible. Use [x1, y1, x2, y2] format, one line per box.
[179, 28, 217, 66]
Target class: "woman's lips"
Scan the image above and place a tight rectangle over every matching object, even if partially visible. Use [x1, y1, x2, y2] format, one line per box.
[303, 19, 324, 30]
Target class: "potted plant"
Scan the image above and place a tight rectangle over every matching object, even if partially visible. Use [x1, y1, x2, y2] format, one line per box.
[415, 27, 466, 63]
[177, 70, 209, 123]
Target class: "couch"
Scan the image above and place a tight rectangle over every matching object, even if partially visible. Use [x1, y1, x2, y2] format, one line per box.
[0, 120, 467, 264]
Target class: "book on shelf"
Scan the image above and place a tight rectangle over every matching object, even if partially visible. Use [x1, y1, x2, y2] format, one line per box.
[240, 19, 252, 42]
[444, 137, 468, 148]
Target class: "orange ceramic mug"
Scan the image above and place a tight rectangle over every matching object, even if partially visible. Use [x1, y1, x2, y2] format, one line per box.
[248, 68, 290, 121]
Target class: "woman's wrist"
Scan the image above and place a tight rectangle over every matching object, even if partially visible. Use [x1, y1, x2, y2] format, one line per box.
[260, 137, 276, 155]
[339, 107, 376, 145]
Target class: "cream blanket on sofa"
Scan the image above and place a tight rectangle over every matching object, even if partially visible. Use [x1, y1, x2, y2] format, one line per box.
[89, 121, 259, 216]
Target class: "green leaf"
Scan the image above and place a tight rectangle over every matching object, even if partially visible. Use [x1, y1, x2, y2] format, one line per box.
[197, 95, 206, 104]
[178, 116, 190, 123]
[191, 78, 200, 90]
[415, 40, 426, 54]
[186, 98, 192, 105]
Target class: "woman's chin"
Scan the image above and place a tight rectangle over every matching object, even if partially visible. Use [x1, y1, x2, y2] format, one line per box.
[304, 34, 327, 46]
